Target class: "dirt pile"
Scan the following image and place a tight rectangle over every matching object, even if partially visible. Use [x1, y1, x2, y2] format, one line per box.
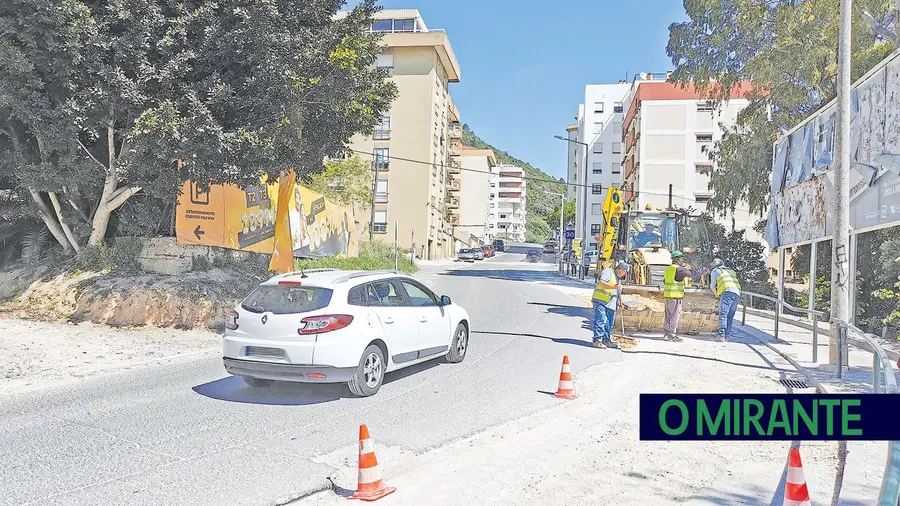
[0, 267, 263, 330]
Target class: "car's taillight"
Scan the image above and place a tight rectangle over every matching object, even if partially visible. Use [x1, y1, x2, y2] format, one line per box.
[225, 309, 239, 330]
[298, 315, 354, 335]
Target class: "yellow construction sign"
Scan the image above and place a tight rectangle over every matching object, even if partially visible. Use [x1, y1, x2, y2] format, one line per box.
[175, 178, 357, 259]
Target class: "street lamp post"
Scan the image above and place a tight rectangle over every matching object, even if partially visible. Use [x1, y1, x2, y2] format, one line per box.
[555, 134, 590, 279]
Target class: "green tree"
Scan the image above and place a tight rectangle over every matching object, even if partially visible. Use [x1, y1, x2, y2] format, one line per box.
[525, 215, 551, 244]
[0, 0, 395, 253]
[667, 0, 896, 219]
[546, 200, 576, 232]
[305, 156, 373, 208]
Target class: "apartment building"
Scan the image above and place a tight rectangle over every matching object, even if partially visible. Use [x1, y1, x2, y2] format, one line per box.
[488, 165, 527, 242]
[567, 83, 631, 250]
[451, 145, 497, 245]
[339, 9, 461, 259]
[620, 73, 762, 242]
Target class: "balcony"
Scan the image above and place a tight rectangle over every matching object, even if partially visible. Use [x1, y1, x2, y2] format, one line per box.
[375, 160, 390, 172]
[448, 143, 462, 156]
[373, 223, 388, 234]
[445, 197, 460, 209]
[374, 129, 391, 140]
[449, 123, 463, 139]
[447, 181, 460, 191]
[374, 192, 389, 204]
[448, 214, 460, 226]
[449, 160, 461, 174]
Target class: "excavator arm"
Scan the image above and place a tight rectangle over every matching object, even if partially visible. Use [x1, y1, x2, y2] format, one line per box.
[594, 187, 625, 278]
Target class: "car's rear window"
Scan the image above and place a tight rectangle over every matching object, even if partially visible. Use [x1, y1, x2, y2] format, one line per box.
[460, 249, 471, 253]
[241, 285, 333, 315]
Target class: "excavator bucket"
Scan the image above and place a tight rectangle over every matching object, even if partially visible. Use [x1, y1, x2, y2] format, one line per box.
[619, 285, 720, 334]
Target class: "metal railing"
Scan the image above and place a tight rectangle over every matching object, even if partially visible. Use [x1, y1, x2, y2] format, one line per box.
[831, 320, 899, 506]
[742, 291, 898, 505]
[740, 291, 828, 362]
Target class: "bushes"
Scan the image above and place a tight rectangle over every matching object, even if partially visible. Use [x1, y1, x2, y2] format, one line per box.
[294, 240, 416, 274]
[76, 238, 143, 272]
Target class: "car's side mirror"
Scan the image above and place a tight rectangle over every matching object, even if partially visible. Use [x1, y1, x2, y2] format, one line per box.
[440, 295, 451, 306]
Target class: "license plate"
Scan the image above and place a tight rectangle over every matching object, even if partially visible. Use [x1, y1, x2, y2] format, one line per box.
[244, 346, 286, 360]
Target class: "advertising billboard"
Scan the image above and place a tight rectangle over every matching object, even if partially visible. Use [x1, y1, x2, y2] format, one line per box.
[175, 180, 358, 259]
[767, 48, 900, 248]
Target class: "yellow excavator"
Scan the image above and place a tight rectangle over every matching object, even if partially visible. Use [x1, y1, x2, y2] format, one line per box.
[593, 188, 720, 334]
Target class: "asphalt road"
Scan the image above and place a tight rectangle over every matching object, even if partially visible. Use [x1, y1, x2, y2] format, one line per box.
[0, 251, 618, 506]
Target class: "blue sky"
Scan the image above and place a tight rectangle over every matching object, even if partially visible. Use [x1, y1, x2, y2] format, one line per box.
[372, 1, 689, 179]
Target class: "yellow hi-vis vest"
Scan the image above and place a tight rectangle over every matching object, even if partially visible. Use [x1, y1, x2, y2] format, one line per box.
[663, 264, 685, 299]
[715, 267, 741, 296]
[592, 277, 616, 304]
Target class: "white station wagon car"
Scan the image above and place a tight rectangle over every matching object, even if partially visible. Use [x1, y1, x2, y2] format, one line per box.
[223, 269, 470, 397]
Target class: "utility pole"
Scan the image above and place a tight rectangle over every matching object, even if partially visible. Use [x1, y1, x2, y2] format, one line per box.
[668, 184, 673, 210]
[831, 0, 852, 366]
[548, 191, 566, 243]
[368, 147, 378, 240]
[394, 220, 398, 271]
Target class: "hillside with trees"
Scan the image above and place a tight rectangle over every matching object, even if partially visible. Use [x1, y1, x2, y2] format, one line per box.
[461, 125, 566, 243]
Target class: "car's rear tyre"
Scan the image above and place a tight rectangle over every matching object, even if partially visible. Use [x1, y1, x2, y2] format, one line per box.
[348, 344, 385, 397]
[242, 376, 274, 388]
[445, 323, 468, 363]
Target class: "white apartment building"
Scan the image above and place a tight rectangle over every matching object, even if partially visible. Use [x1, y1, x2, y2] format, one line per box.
[488, 165, 527, 242]
[568, 82, 631, 250]
[620, 73, 761, 243]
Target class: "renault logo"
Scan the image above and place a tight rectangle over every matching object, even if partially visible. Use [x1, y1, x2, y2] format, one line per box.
[261, 315, 268, 325]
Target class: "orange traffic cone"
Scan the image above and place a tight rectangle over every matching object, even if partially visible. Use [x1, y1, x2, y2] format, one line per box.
[350, 424, 396, 502]
[784, 447, 811, 506]
[552, 356, 577, 399]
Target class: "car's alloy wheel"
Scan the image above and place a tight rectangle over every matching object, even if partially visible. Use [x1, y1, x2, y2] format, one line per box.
[445, 323, 468, 363]
[349, 344, 386, 397]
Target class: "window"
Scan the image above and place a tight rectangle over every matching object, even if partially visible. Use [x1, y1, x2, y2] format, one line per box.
[374, 116, 391, 139]
[375, 180, 389, 203]
[612, 142, 622, 154]
[348, 285, 367, 306]
[490, 203, 495, 208]
[697, 101, 714, 111]
[695, 164, 712, 174]
[372, 20, 393, 32]
[592, 162, 603, 175]
[696, 134, 713, 142]
[591, 224, 602, 235]
[375, 147, 389, 171]
[591, 203, 603, 215]
[592, 184, 603, 194]
[592, 143, 603, 154]
[594, 101, 604, 113]
[376, 54, 394, 76]
[594, 121, 604, 134]
[613, 102, 624, 113]
[695, 194, 713, 204]
[399, 280, 438, 307]
[365, 281, 405, 307]
[373, 210, 387, 233]
[242, 285, 333, 315]
[613, 122, 622, 134]
[500, 214, 507, 218]
[394, 18, 416, 32]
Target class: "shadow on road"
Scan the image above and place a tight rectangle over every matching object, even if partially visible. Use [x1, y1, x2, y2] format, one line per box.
[622, 349, 795, 373]
[193, 376, 350, 405]
[473, 330, 594, 348]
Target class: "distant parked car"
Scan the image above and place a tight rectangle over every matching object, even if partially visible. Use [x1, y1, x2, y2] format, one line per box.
[458, 249, 476, 262]
[492, 239, 505, 252]
[526, 249, 542, 262]
[482, 245, 494, 258]
[472, 248, 485, 260]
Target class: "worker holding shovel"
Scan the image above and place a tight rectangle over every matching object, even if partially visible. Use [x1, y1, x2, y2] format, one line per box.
[591, 261, 630, 349]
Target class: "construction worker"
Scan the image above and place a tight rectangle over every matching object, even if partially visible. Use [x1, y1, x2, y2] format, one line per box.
[662, 251, 709, 342]
[591, 260, 630, 349]
[709, 260, 741, 342]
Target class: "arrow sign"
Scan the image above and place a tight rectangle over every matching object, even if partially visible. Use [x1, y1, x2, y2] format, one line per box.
[194, 225, 205, 240]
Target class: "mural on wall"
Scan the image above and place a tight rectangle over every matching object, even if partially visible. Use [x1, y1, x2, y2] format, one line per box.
[768, 49, 900, 247]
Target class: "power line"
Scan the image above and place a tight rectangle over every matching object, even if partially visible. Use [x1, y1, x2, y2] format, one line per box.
[347, 148, 760, 214]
